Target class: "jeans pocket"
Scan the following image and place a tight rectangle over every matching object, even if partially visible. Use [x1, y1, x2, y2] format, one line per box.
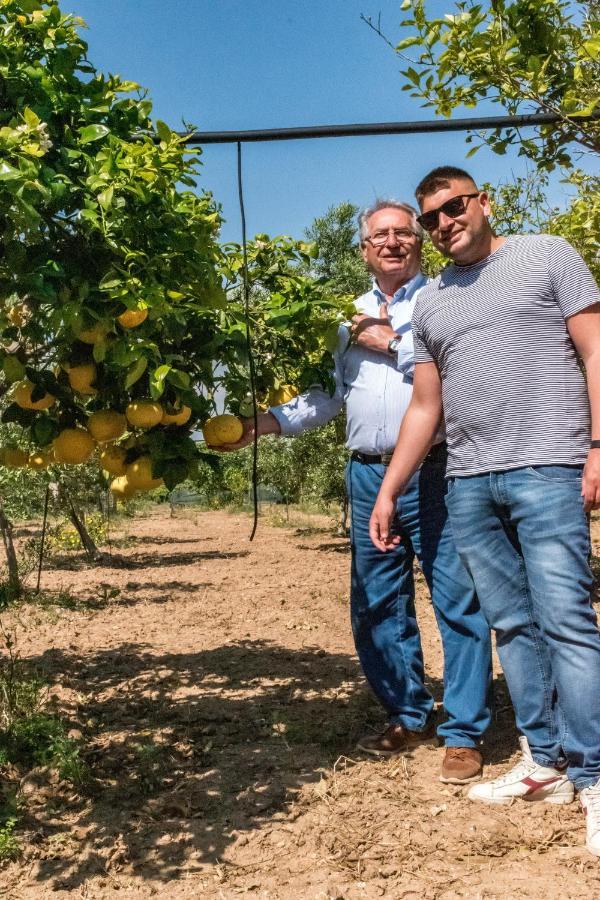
[445, 476, 458, 499]
[525, 465, 583, 483]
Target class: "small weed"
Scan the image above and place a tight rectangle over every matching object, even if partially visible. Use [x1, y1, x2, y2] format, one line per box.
[0, 630, 89, 786]
[0, 583, 20, 612]
[0, 795, 19, 862]
[132, 741, 167, 793]
[45, 514, 107, 553]
[94, 583, 121, 606]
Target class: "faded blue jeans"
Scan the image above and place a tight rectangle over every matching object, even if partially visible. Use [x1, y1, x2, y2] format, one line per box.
[349, 451, 492, 747]
[445, 466, 600, 789]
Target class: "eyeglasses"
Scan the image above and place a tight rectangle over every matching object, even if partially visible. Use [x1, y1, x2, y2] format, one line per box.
[416, 193, 480, 232]
[365, 227, 417, 247]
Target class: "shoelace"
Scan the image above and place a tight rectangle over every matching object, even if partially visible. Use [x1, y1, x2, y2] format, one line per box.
[447, 748, 475, 760]
[492, 758, 536, 786]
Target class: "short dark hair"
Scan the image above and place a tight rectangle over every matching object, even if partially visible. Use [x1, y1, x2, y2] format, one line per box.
[415, 166, 478, 205]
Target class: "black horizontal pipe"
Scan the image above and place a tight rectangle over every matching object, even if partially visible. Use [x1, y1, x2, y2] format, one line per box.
[180, 111, 599, 145]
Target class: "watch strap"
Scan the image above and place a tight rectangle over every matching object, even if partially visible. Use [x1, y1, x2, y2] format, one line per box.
[591, 440, 600, 449]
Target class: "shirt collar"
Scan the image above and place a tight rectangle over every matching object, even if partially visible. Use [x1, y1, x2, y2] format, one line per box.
[372, 271, 427, 307]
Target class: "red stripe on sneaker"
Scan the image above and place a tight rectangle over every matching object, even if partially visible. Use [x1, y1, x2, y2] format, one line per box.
[522, 775, 563, 793]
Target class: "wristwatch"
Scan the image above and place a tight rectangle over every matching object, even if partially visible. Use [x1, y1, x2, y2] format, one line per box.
[387, 336, 402, 356]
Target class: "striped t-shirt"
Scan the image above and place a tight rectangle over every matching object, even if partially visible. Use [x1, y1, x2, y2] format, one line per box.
[412, 234, 600, 476]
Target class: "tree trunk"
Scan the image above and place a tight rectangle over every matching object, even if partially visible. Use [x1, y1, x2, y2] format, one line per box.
[58, 484, 103, 562]
[0, 497, 20, 599]
[336, 496, 349, 537]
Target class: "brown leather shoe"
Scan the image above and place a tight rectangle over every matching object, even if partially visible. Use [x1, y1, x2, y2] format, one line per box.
[440, 747, 483, 784]
[356, 720, 437, 758]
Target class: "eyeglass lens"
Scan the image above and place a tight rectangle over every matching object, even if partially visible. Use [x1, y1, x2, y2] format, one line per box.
[369, 228, 414, 245]
[418, 193, 478, 231]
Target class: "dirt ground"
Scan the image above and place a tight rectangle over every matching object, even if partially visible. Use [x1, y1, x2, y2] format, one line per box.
[0, 505, 599, 899]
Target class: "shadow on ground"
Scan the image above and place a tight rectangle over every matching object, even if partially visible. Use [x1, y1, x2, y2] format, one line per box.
[15, 638, 517, 891]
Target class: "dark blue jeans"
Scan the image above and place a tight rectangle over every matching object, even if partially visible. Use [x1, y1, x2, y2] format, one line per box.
[348, 454, 492, 747]
[445, 466, 600, 788]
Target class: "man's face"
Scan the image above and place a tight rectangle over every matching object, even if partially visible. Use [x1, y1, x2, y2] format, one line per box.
[360, 208, 421, 285]
[419, 179, 491, 263]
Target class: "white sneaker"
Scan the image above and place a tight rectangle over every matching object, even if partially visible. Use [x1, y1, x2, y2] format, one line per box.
[468, 736, 574, 806]
[580, 780, 600, 856]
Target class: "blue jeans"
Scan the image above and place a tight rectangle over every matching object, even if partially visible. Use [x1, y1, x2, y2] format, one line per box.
[445, 466, 600, 789]
[348, 453, 492, 747]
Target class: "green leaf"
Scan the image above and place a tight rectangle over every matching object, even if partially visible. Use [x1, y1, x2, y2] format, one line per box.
[22, 107, 41, 127]
[1, 403, 36, 426]
[79, 124, 110, 144]
[396, 36, 421, 50]
[156, 120, 171, 142]
[125, 357, 148, 389]
[166, 368, 190, 390]
[150, 364, 171, 398]
[0, 163, 22, 182]
[32, 417, 58, 447]
[93, 341, 107, 363]
[97, 186, 114, 208]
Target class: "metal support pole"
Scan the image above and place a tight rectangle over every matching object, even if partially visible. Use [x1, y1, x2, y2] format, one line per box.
[180, 111, 600, 145]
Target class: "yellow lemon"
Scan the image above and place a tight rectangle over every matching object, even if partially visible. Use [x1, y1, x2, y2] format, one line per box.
[7, 305, 26, 328]
[202, 414, 244, 445]
[3, 355, 26, 383]
[53, 428, 96, 464]
[0, 447, 29, 468]
[99, 444, 127, 476]
[76, 323, 107, 344]
[161, 405, 192, 426]
[110, 475, 137, 500]
[13, 380, 55, 411]
[87, 410, 127, 443]
[268, 385, 297, 406]
[27, 451, 50, 470]
[117, 308, 148, 329]
[126, 401, 163, 429]
[126, 456, 163, 491]
[67, 362, 97, 395]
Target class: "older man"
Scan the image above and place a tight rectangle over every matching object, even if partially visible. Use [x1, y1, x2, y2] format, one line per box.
[217, 200, 492, 783]
[370, 167, 600, 855]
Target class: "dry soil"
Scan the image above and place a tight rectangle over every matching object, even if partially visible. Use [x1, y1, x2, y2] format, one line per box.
[0, 506, 599, 899]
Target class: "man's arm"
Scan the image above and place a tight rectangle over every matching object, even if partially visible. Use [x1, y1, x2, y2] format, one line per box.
[567, 301, 600, 511]
[369, 361, 443, 551]
[212, 326, 347, 451]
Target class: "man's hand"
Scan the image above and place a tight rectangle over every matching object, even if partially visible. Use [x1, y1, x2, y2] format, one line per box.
[350, 314, 396, 354]
[369, 491, 400, 552]
[582, 449, 600, 511]
[207, 411, 281, 452]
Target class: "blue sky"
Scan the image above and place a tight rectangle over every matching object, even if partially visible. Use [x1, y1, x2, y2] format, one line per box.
[68, 0, 592, 244]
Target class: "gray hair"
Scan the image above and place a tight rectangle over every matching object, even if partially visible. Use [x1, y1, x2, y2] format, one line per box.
[358, 199, 424, 243]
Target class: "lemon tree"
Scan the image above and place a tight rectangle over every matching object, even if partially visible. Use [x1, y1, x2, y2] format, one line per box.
[219, 235, 355, 416]
[391, 0, 599, 170]
[0, 0, 356, 503]
[0, 0, 227, 495]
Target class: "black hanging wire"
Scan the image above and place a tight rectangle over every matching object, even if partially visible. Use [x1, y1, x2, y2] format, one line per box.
[236, 141, 259, 541]
[105, 488, 112, 557]
[36, 484, 50, 594]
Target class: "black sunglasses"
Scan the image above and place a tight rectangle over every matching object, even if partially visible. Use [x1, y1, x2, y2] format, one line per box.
[416, 193, 480, 232]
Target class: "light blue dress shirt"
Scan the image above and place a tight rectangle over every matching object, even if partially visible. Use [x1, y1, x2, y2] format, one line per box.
[270, 272, 430, 454]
